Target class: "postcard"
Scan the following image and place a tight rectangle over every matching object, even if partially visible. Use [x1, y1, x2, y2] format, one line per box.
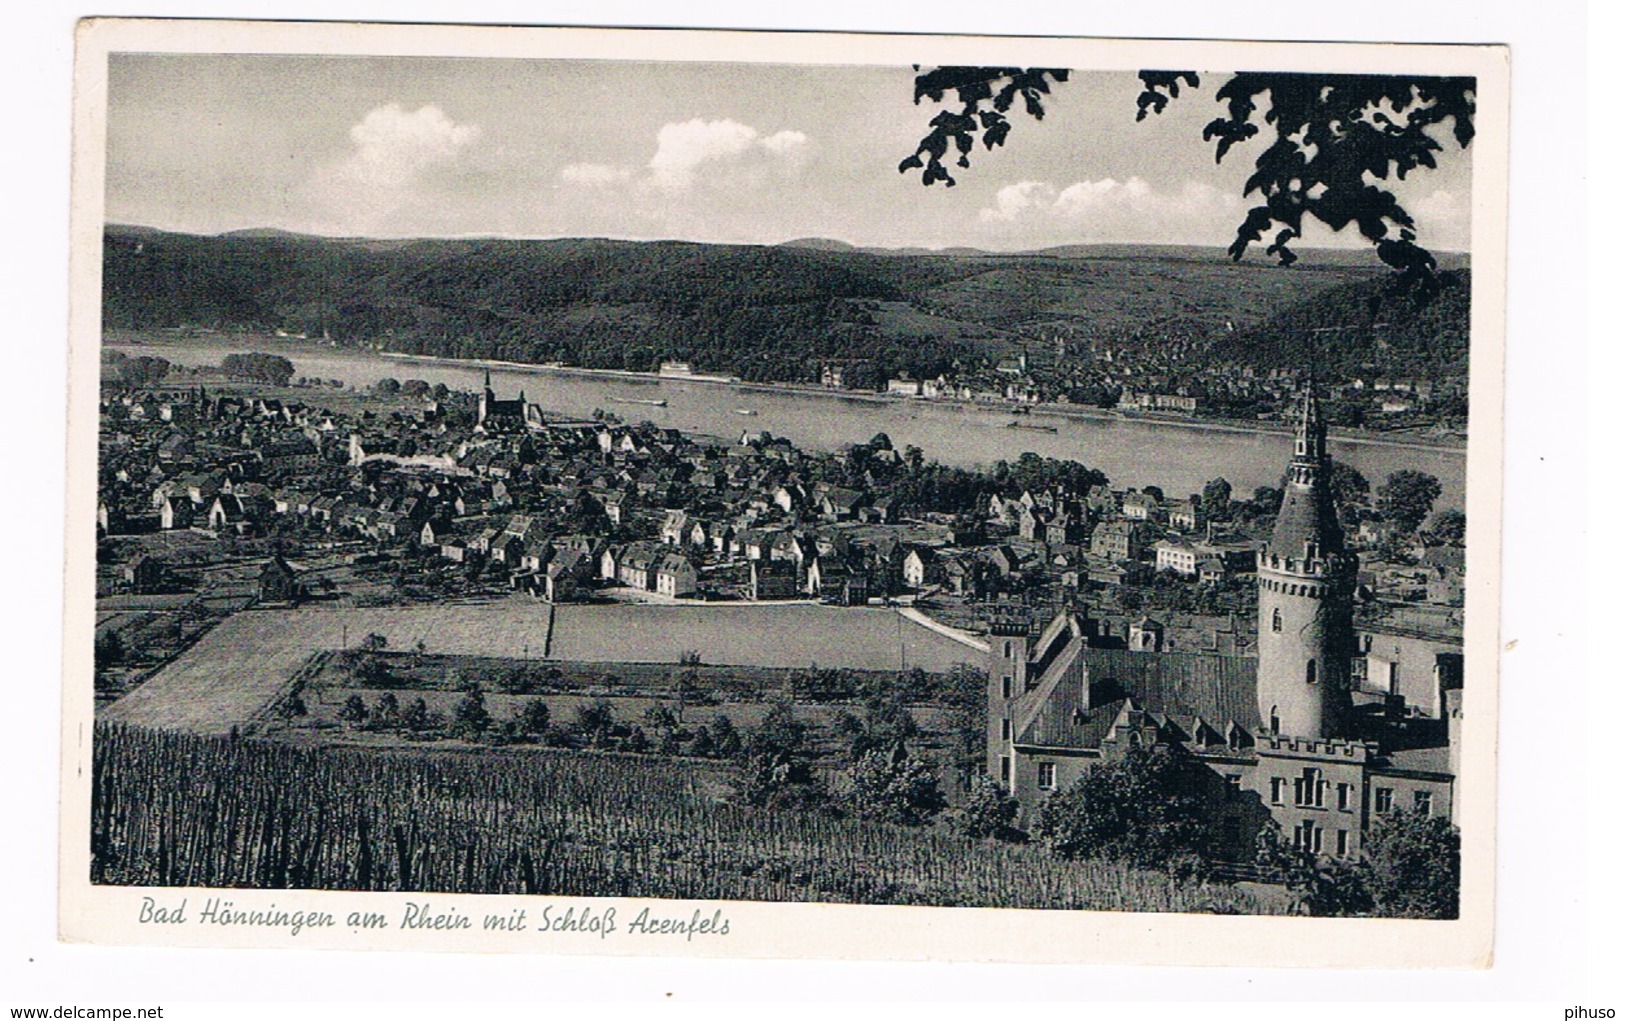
[62, 18, 1507, 967]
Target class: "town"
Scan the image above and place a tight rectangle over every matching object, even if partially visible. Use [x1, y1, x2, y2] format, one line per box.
[92, 345, 1466, 914]
[97, 353, 1460, 670]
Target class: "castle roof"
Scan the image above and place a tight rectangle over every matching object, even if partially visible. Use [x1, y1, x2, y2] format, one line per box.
[1015, 645, 1260, 750]
[1267, 389, 1345, 559]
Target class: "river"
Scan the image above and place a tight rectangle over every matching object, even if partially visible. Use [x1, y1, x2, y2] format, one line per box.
[110, 336, 1468, 511]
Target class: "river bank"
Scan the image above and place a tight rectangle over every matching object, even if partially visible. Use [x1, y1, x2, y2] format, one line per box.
[374, 346, 1465, 456]
[113, 330, 1465, 456]
[105, 330, 1469, 509]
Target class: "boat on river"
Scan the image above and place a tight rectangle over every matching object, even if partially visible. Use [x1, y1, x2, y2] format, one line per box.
[614, 396, 668, 408]
[1007, 420, 1058, 433]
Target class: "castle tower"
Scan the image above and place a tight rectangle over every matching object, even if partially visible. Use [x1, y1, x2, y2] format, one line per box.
[1255, 387, 1357, 739]
[986, 606, 1033, 785]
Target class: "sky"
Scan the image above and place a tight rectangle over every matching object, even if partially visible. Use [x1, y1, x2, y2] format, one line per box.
[104, 54, 1474, 252]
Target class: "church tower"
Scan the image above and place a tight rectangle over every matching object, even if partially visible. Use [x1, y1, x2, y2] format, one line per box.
[477, 369, 494, 429]
[1255, 387, 1357, 739]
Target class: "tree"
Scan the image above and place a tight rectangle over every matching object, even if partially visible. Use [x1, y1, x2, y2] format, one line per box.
[371, 692, 400, 729]
[1378, 470, 1443, 533]
[689, 726, 717, 758]
[750, 700, 809, 757]
[1362, 809, 1460, 919]
[838, 696, 920, 762]
[220, 352, 294, 385]
[373, 377, 402, 396]
[1428, 507, 1467, 545]
[452, 686, 491, 738]
[1201, 477, 1233, 517]
[400, 696, 430, 732]
[118, 355, 171, 386]
[842, 745, 947, 826]
[574, 699, 616, 748]
[515, 698, 550, 738]
[1254, 823, 1372, 916]
[1326, 460, 1372, 516]
[277, 693, 308, 719]
[957, 775, 1021, 840]
[710, 713, 743, 760]
[1033, 746, 1216, 870]
[338, 694, 369, 727]
[360, 632, 387, 652]
[901, 68, 1474, 293]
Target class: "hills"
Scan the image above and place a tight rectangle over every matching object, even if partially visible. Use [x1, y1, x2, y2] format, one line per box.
[102, 225, 1467, 387]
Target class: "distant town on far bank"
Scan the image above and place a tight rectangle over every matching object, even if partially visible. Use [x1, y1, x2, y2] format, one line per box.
[102, 226, 1471, 440]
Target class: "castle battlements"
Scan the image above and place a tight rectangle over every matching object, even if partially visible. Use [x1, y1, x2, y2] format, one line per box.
[1256, 733, 1375, 761]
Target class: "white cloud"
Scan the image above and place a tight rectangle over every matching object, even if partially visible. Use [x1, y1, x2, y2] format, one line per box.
[981, 180, 1059, 222]
[978, 176, 1245, 244]
[583, 118, 810, 192]
[760, 129, 809, 155]
[559, 163, 635, 187]
[337, 103, 482, 189]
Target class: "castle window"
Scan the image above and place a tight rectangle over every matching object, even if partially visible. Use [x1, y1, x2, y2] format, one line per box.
[1294, 768, 1325, 808]
[1414, 791, 1433, 817]
[1336, 829, 1349, 856]
[1337, 783, 1352, 811]
[1037, 762, 1057, 790]
[1001, 718, 1011, 741]
[1271, 608, 1282, 632]
[1269, 707, 1280, 735]
[1374, 787, 1394, 814]
[1001, 676, 1012, 699]
[1000, 756, 1010, 783]
[1306, 659, 1318, 685]
[1269, 777, 1285, 805]
[1003, 640, 1012, 658]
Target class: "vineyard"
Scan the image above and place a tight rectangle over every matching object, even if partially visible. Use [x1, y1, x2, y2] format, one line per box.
[91, 725, 1282, 913]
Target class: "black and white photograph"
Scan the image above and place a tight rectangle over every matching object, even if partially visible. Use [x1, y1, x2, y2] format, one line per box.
[56, 19, 1509, 967]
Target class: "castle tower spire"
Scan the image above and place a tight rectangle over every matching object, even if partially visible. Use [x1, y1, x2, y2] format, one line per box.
[1255, 382, 1356, 739]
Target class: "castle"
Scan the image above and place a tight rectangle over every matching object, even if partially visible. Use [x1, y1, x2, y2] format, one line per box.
[987, 389, 1459, 862]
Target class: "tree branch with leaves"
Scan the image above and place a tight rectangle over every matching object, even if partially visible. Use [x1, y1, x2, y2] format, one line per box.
[901, 67, 1474, 295]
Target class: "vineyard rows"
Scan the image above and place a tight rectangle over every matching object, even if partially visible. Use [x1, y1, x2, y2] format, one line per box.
[92, 725, 1282, 913]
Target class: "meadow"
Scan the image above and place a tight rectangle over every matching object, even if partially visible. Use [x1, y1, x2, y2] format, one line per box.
[91, 725, 1282, 914]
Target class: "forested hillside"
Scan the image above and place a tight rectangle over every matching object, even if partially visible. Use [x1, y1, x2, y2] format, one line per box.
[102, 225, 1461, 387]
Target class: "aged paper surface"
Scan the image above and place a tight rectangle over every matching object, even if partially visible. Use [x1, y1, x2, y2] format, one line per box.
[61, 17, 1508, 966]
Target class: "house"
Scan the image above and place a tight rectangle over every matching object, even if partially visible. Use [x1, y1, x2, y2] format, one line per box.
[207, 494, 248, 532]
[160, 494, 194, 530]
[1154, 539, 1200, 577]
[124, 555, 169, 594]
[654, 553, 699, 598]
[1090, 520, 1151, 562]
[749, 558, 799, 601]
[1168, 499, 1204, 533]
[902, 547, 938, 589]
[258, 556, 302, 604]
[1121, 491, 1161, 521]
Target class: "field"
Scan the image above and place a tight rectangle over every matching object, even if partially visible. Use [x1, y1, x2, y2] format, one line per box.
[99, 602, 979, 736]
[91, 725, 1282, 913]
